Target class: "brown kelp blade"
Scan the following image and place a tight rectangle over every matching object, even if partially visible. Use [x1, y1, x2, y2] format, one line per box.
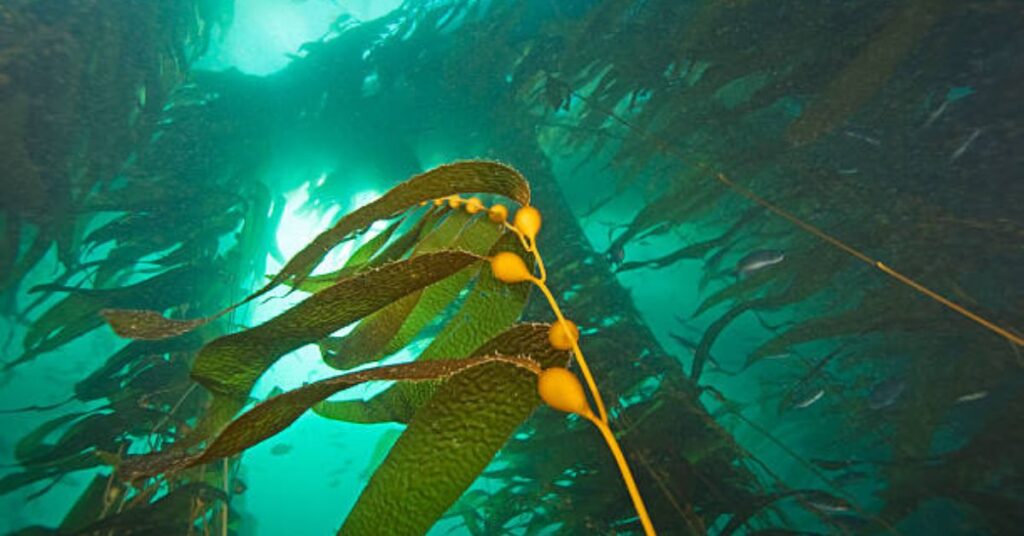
[112, 355, 540, 480]
[99, 161, 529, 342]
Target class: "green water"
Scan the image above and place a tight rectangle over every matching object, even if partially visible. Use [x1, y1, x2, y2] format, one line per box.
[1, 1, 1021, 534]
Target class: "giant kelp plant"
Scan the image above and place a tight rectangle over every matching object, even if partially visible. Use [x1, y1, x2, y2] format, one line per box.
[2, 0, 1022, 535]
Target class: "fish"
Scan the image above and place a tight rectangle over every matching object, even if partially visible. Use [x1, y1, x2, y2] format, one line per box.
[810, 458, 862, 471]
[793, 388, 825, 409]
[833, 470, 870, 486]
[950, 128, 982, 161]
[923, 98, 949, 127]
[231, 478, 247, 495]
[844, 130, 881, 146]
[270, 443, 293, 456]
[736, 249, 785, 278]
[868, 378, 906, 410]
[955, 390, 988, 403]
[804, 491, 853, 514]
[607, 244, 625, 266]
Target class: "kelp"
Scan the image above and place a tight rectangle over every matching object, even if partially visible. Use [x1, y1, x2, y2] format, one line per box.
[5, 0, 1022, 533]
[112, 353, 546, 480]
[0, 0, 231, 298]
[321, 210, 499, 370]
[99, 160, 530, 341]
[315, 233, 534, 424]
[340, 357, 553, 535]
[85, 160, 572, 534]
[7, 265, 210, 370]
[263, 160, 530, 294]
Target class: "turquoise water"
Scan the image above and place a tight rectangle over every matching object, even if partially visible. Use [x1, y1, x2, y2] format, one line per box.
[1, 1, 1021, 534]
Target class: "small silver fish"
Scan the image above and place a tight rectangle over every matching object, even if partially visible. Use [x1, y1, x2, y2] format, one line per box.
[793, 388, 825, 409]
[923, 98, 949, 128]
[804, 490, 853, 514]
[844, 131, 881, 146]
[950, 128, 982, 162]
[737, 250, 785, 278]
[955, 390, 988, 403]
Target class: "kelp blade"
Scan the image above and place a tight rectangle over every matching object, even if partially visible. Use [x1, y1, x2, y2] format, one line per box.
[339, 361, 543, 535]
[314, 233, 533, 424]
[100, 160, 528, 342]
[191, 250, 483, 401]
[339, 323, 568, 535]
[114, 355, 539, 479]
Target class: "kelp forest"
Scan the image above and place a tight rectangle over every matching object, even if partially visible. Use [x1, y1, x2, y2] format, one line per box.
[1, 0, 1022, 534]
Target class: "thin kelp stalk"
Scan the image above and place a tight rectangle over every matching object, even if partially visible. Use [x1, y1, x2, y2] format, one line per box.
[443, 194, 657, 534]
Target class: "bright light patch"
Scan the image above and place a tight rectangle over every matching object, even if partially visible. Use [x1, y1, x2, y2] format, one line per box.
[194, 0, 405, 76]
[252, 184, 402, 394]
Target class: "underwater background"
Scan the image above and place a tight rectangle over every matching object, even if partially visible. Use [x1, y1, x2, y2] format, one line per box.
[1, 0, 1022, 534]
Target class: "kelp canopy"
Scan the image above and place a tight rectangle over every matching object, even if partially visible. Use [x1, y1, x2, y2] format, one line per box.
[1, 0, 1022, 535]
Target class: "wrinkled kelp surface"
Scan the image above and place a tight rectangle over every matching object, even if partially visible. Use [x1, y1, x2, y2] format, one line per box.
[2, 0, 1022, 535]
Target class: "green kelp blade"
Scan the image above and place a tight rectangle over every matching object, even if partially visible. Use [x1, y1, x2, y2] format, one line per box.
[343, 216, 406, 269]
[192, 251, 482, 401]
[113, 355, 539, 480]
[339, 332, 567, 536]
[99, 160, 528, 342]
[284, 214, 408, 294]
[378, 218, 504, 358]
[314, 234, 533, 424]
[325, 211, 503, 370]
[321, 210, 477, 369]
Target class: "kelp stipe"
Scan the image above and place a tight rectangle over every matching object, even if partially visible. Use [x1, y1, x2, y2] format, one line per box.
[95, 161, 654, 535]
[446, 193, 657, 534]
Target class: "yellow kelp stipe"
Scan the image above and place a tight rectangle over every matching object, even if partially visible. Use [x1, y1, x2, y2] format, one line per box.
[441, 196, 655, 535]
[537, 367, 656, 536]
